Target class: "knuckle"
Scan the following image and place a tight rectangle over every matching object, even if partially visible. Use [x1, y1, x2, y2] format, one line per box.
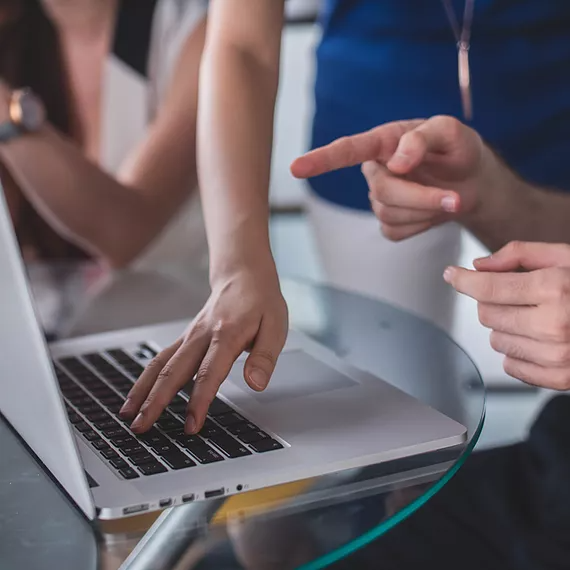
[550, 344, 570, 366]
[433, 115, 461, 136]
[381, 224, 403, 242]
[211, 319, 241, 344]
[502, 358, 519, 379]
[542, 268, 570, 302]
[547, 312, 570, 343]
[477, 304, 493, 328]
[505, 240, 522, 255]
[375, 204, 392, 224]
[251, 348, 277, 369]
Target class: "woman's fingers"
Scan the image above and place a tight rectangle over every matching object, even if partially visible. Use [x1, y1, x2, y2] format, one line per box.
[243, 315, 288, 391]
[187, 325, 254, 433]
[120, 339, 182, 419]
[129, 329, 210, 433]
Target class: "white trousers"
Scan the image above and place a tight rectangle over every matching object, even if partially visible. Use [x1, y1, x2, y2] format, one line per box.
[306, 192, 463, 333]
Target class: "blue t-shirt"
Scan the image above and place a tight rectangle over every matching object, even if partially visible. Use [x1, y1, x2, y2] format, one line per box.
[310, 0, 570, 210]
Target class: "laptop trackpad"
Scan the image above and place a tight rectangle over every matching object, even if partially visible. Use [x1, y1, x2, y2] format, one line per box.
[233, 350, 358, 404]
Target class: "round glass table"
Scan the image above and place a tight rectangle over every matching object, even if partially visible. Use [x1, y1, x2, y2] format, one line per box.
[3, 264, 485, 570]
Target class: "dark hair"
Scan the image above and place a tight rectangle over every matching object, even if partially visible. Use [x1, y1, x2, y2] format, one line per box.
[0, 0, 84, 259]
[0, 0, 72, 133]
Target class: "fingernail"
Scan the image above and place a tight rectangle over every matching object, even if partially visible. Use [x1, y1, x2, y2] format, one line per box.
[120, 398, 132, 417]
[443, 267, 456, 283]
[185, 415, 196, 434]
[249, 368, 268, 391]
[130, 412, 144, 432]
[441, 196, 458, 213]
[474, 255, 491, 264]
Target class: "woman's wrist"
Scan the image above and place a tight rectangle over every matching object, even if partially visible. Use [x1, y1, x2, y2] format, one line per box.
[209, 242, 277, 286]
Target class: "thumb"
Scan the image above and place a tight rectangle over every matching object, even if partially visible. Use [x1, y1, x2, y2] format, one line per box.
[387, 129, 432, 175]
[243, 318, 287, 392]
[474, 241, 570, 273]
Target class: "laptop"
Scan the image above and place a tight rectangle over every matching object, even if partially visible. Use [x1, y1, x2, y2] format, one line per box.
[0, 189, 467, 521]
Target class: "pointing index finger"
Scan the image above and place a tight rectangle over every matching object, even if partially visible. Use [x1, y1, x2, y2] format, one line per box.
[291, 120, 423, 179]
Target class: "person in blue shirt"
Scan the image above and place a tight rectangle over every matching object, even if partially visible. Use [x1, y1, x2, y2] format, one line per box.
[123, 1, 570, 435]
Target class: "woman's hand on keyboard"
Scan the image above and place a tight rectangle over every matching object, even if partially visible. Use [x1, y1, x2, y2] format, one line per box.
[120, 262, 288, 434]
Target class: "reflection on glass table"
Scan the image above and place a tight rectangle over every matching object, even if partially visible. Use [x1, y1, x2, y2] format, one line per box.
[13, 263, 485, 570]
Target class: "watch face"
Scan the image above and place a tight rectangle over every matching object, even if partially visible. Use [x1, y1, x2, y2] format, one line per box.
[18, 90, 45, 132]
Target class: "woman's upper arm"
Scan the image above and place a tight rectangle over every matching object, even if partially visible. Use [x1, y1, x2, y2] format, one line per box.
[206, 0, 285, 67]
[116, 16, 207, 212]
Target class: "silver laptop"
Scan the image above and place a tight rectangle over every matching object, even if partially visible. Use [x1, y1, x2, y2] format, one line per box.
[0, 189, 467, 521]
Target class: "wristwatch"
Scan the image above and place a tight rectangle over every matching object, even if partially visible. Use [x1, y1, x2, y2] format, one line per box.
[0, 88, 45, 143]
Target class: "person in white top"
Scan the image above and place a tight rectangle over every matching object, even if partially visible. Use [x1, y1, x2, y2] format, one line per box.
[0, 0, 208, 273]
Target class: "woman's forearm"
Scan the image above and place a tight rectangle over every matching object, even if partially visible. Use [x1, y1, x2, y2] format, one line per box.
[198, 7, 284, 282]
[0, 125, 179, 266]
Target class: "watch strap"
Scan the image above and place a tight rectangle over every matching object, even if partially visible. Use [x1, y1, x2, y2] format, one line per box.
[0, 122, 21, 143]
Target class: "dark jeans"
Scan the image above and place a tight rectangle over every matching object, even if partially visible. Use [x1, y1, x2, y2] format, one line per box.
[333, 395, 570, 570]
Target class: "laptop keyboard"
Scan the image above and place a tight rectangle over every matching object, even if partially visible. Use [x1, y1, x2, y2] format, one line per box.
[54, 347, 283, 481]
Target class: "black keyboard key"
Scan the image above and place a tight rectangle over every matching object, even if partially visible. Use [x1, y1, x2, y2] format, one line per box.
[127, 452, 156, 466]
[93, 419, 117, 431]
[84, 410, 109, 422]
[151, 443, 179, 456]
[67, 412, 82, 424]
[137, 430, 169, 444]
[77, 403, 101, 415]
[119, 467, 139, 480]
[161, 451, 196, 470]
[112, 436, 137, 448]
[91, 439, 110, 451]
[249, 439, 284, 453]
[215, 412, 246, 427]
[138, 462, 168, 476]
[198, 420, 225, 439]
[102, 427, 128, 439]
[184, 442, 224, 464]
[207, 398, 233, 417]
[75, 422, 91, 433]
[226, 422, 259, 436]
[121, 444, 146, 456]
[101, 449, 119, 460]
[156, 417, 183, 432]
[238, 430, 270, 444]
[170, 431, 202, 445]
[102, 399, 125, 413]
[110, 458, 128, 470]
[68, 395, 92, 407]
[83, 430, 100, 442]
[209, 435, 252, 458]
[139, 343, 158, 358]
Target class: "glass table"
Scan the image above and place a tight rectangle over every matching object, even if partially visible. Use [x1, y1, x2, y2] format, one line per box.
[1, 263, 485, 570]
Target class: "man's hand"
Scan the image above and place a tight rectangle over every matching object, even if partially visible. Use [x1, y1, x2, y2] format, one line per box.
[291, 116, 501, 241]
[120, 264, 289, 434]
[444, 241, 570, 390]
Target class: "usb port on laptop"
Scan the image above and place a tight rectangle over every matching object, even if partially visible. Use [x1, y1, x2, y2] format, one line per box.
[204, 488, 225, 499]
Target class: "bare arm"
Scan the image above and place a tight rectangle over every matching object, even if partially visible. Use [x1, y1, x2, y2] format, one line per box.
[462, 161, 570, 251]
[198, 0, 285, 280]
[0, 18, 206, 268]
[122, 1, 290, 435]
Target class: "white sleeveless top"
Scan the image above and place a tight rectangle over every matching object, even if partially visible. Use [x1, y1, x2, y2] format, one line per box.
[101, 0, 208, 278]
